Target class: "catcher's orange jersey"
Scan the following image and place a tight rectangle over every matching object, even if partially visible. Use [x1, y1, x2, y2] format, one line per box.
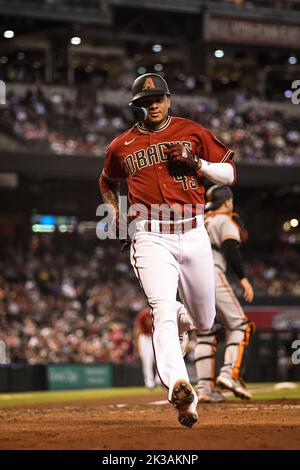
[103, 116, 235, 211]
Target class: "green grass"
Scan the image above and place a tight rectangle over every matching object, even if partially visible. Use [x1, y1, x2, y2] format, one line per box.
[0, 383, 299, 407]
[226, 382, 300, 401]
[247, 388, 300, 401]
[0, 386, 162, 407]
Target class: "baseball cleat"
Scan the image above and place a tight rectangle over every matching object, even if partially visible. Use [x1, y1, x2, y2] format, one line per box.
[197, 390, 225, 403]
[216, 375, 252, 400]
[171, 380, 198, 428]
[179, 331, 189, 357]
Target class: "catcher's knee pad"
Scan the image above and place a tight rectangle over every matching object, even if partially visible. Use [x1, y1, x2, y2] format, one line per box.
[195, 330, 217, 357]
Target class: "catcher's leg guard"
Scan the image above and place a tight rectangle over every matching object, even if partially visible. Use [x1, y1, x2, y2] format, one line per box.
[220, 321, 255, 380]
[217, 321, 255, 399]
[194, 329, 218, 396]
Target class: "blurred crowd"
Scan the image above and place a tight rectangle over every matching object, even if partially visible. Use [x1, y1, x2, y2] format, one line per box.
[13, 0, 300, 10]
[219, 0, 300, 9]
[1, 87, 300, 165]
[1, 88, 126, 156]
[179, 100, 300, 166]
[236, 245, 300, 296]
[0, 234, 145, 364]
[0, 234, 299, 364]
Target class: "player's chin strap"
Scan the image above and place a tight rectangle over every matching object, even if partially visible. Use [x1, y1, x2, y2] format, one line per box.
[129, 103, 147, 122]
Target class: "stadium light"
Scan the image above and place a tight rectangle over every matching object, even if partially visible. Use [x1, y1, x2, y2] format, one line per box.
[137, 66, 146, 75]
[214, 50, 224, 58]
[283, 221, 291, 231]
[288, 56, 297, 65]
[152, 44, 162, 53]
[284, 90, 292, 98]
[290, 218, 299, 228]
[71, 36, 81, 46]
[4, 30, 14, 39]
[154, 63, 163, 72]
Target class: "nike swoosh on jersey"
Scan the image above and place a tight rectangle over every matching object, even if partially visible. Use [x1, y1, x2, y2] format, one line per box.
[125, 138, 136, 145]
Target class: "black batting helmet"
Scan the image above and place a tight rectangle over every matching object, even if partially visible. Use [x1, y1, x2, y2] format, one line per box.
[131, 73, 170, 104]
[205, 185, 233, 211]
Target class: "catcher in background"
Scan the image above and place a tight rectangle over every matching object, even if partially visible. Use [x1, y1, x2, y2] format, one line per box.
[194, 185, 255, 402]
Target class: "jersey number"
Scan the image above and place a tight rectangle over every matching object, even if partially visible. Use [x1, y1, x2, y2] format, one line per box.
[173, 171, 198, 190]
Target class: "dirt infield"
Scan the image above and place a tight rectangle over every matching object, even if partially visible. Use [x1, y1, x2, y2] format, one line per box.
[0, 393, 300, 450]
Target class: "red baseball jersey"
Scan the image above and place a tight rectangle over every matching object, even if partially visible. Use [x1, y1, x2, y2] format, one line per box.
[102, 116, 235, 215]
[135, 308, 153, 336]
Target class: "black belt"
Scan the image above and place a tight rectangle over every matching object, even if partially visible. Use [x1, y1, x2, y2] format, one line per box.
[145, 217, 197, 234]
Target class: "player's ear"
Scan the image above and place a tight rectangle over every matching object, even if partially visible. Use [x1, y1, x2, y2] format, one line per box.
[225, 199, 232, 211]
[166, 96, 171, 109]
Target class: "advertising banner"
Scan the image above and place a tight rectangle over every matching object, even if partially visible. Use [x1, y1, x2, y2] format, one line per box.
[47, 364, 113, 390]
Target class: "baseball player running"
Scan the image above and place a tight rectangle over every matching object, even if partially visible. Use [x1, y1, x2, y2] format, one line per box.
[194, 185, 255, 402]
[99, 73, 236, 427]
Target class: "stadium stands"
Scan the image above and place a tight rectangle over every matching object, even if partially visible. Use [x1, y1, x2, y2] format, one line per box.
[1, 85, 299, 164]
[0, 234, 299, 363]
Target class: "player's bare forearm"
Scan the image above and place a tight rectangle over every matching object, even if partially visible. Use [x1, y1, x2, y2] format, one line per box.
[99, 172, 120, 213]
[102, 189, 119, 214]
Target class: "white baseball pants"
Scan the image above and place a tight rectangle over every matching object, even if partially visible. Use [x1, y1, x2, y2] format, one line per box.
[130, 216, 215, 400]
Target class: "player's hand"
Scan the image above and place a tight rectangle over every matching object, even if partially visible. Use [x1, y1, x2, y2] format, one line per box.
[240, 277, 254, 303]
[109, 210, 130, 241]
[164, 143, 199, 174]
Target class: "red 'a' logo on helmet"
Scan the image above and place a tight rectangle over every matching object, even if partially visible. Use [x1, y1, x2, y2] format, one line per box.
[142, 77, 156, 90]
